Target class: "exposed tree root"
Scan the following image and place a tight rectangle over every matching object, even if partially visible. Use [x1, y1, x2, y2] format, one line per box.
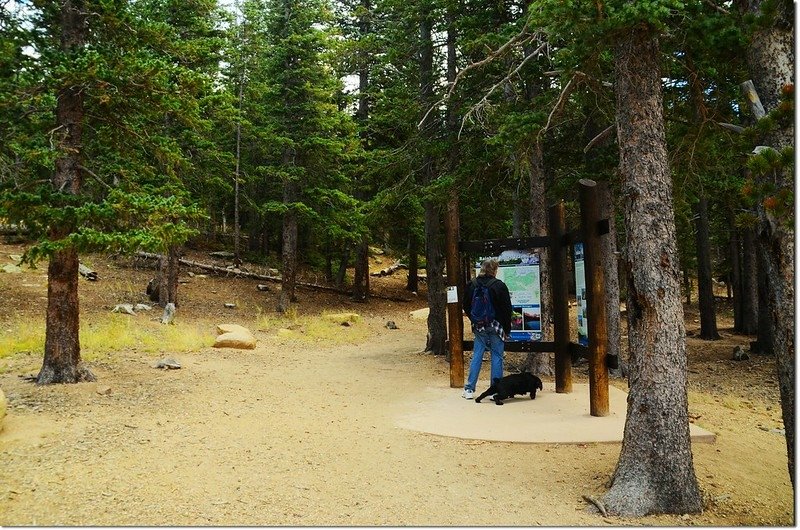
[582, 495, 608, 517]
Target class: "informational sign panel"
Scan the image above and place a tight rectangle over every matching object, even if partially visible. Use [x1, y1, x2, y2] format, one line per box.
[574, 243, 588, 346]
[475, 250, 541, 342]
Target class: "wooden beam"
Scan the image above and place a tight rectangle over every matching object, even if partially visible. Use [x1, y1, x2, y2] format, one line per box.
[463, 340, 555, 353]
[444, 188, 464, 388]
[578, 179, 610, 417]
[459, 235, 551, 254]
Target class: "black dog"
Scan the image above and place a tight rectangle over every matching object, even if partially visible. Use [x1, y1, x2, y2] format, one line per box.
[475, 371, 543, 405]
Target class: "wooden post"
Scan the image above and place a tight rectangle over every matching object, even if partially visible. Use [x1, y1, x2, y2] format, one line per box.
[444, 188, 464, 388]
[578, 179, 609, 417]
[549, 202, 572, 393]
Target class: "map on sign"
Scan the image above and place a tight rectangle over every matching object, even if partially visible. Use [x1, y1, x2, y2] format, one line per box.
[501, 266, 540, 306]
[574, 243, 588, 346]
[475, 249, 542, 342]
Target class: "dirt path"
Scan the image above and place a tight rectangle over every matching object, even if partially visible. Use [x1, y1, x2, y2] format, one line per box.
[0, 244, 793, 526]
[0, 311, 794, 526]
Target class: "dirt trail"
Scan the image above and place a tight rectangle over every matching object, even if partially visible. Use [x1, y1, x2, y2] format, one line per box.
[0, 312, 793, 526]
[0, 244, 794, 526]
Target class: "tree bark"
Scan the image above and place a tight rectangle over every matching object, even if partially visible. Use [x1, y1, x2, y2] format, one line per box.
[742, 0, 794, 488]
[418, 2, 446, 355]
[521, 141, 553, 374]
[351, 0, 372, 303]
[278, 176, 298, 313]
[38, 0, 94, 385]
[157, 245, 180, 308]
[728, 221, 744, 332]
[599, 182, 622, 367]
[336, 246, 350, 290]
[511, 182, 525, 237]
[352, 242, 370, 301]
[740, 227, 759, 334]
[753, 248, 774, 354]
[694, 197, 720, 339]
[424, 200, 446, 355]
[406, 234, 419, 292]
[602, 25, 701, 516]
[39, 246, 95, 384]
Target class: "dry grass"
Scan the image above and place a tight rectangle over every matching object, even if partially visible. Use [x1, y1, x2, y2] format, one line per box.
[0, 314, 214, 360]
[254, 308, 370, 344]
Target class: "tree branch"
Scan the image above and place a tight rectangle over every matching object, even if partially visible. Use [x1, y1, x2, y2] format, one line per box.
[460, 41, 548, 137]
[539, 74, 578, 140]
[417, 19, 537, 129]
[701, 0, 729, 15]
[715, 122, 745, 134]
[78, 165, 113, 190]
[583, 125, 615, 153]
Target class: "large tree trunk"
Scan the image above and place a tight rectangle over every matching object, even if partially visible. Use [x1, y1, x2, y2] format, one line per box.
[511, 182, 525, 237]
[39, 246, 94, 384]
[753, 248, 775, 354]
[521, 141, 553, 374]
[352, 242, 369, 302]
[742, 0, 794, 488]
[694, 197, 720, 340]
[740, 227, 759, 334]
[599, 182, 622, 367]
[602, 25, 702, 516]
[406, 233, 419, 292]
[424, 201, 446, 355]
[728, 221, 744, 332]
[38, 0, 94, 385]
[351, 0, 372, 303]
[419, 3, 446, 355]
[278, 177, 298, 313]
[336, 246, 350, 289]
[157, 245, 180, 308]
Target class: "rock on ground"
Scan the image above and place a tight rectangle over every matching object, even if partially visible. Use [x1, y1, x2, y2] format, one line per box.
[214, 324, 256, 349]
[322, 313, 360, 324]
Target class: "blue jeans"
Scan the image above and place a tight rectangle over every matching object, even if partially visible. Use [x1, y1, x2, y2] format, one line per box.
[465, 329, 504, 392]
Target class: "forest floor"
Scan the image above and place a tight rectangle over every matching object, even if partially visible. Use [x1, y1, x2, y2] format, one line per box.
[0, 242, 794, 526]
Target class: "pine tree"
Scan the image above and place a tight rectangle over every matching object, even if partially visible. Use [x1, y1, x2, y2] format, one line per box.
[0, 0, 219, 383]
[256, 0, 360, 312]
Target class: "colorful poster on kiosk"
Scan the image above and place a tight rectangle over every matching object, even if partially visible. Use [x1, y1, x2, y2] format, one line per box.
[475, 250, 541, 342]
[574, 243, 589, 346]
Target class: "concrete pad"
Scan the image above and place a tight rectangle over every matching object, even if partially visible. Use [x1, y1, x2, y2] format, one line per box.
[396, 382, 715, 444]
[409, 308, 429, 320]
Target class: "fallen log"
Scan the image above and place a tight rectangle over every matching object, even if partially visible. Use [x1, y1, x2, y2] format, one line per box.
[134, 252, 411, 302]
[417, 273, 447, 283]
[370, 262, 408, 277]
[78, 263, 98, 281]
[0, 224, 29, 236]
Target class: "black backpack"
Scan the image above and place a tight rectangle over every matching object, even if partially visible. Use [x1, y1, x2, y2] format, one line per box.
[470, 278, 497, 326]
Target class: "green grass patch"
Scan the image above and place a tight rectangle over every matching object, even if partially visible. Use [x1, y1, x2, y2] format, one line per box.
[0, 320, 45, 358]
[255, 308, 370, 344]
[0, 315, 214, 360]
[304, 315, 370, 344]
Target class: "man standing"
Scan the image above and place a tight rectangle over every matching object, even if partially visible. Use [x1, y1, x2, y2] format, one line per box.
[462, 258, 513, 399]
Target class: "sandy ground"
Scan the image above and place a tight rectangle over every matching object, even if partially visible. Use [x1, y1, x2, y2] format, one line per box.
[0, 245, 795, 526]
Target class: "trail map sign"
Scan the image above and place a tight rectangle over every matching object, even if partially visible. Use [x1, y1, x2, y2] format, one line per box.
[453, 181, 610, 415]
[475, 249, 542, 342]
[574, 243, 589, 346]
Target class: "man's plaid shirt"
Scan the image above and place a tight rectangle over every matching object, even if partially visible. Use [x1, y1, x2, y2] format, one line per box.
[471, 319, 506, 342]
